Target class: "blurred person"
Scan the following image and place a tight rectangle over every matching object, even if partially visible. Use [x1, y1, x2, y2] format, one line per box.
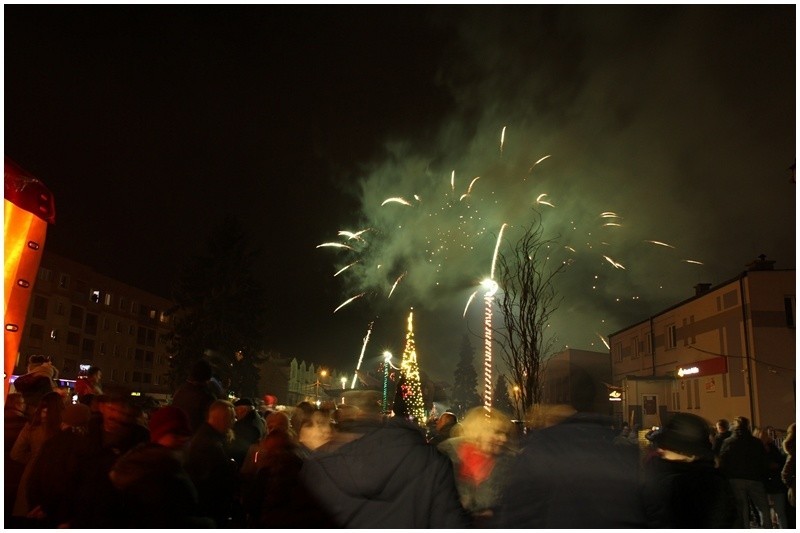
[428, 411, 460, 446]
[185, 399, 241, 527]
[25, 403, 92, 527]
[239, 410, 328, 527]
[437, 406, 516, 526]
[11, 355, 58, 417]
[70, 391, 150, 527]
[755, 426, 789, 528]
[642, 412, 737, 528]
[712, 418, 733, 460]
[299, 390, 470, 528]
[297, 408, 333, 456]
[718, 416, 772, 528]
[171, 358, 218, 433]
[229, 397, 265, 465]
[4, 393, 28, 519]
[9, 391, 65, 519]
[75, 366, 103, 402]
[109, 406, 214, 528]
[492, 361, 648, 528]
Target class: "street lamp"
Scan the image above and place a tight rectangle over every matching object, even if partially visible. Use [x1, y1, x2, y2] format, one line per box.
[512, 385, 522, 421]
[382, 351, 392, 412]
[315, 369, 327, 405]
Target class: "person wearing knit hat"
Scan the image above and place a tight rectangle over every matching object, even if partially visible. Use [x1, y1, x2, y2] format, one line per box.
[642, 412, 737, 528]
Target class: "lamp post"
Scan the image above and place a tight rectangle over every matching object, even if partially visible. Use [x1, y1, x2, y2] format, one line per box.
[340, 376, 347, 404]
[315, 369, 327, 406]
[512, 384, 522, 421]
[382, 351, 392, 413]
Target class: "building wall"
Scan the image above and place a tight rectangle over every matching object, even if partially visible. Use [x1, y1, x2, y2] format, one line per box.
[14, 251, 173, 397]
[542, 348, 612, 416]
[610, 267, 795, 432]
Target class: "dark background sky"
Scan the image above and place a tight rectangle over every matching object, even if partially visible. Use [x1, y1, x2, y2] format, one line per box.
[5, 6, 796, 384]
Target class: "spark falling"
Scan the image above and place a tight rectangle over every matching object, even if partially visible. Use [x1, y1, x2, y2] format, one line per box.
[350, 321, 374, 389]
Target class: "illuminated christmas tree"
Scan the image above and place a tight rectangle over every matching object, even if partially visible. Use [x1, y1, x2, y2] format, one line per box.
[392, 308, 426, 424]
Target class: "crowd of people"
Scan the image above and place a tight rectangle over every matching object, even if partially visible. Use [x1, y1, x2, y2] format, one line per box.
[3, 354, 796, 528]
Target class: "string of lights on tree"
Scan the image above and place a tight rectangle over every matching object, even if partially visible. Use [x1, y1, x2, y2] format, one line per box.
[392, 308, 425, 424]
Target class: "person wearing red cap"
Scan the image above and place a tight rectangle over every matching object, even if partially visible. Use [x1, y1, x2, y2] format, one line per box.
[108, 406, 213, 528]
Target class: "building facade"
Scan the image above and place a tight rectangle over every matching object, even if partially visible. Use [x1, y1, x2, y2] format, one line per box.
[11, 251, 174, 397]
[541, 348, 613, 416]
[609, 257, 795, 433]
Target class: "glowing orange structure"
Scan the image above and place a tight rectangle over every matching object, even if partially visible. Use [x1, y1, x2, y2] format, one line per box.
[4, 157, 55, 397]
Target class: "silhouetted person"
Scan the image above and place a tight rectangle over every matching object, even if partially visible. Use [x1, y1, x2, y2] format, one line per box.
[718, 416, 772, 528]
[171, 359, 218, 434]
[4, 393, 28, 520]
[299, 390, 470, 528]
[75, 366, 103, 402]
[110, 406, 214, 528]
[428, 411, 460, 446]
[230, 398, 265, 465]
[642, 412, 737, 528]
[185, 399, 240, 527]
[712, 418, 732, 460]
[492, 361, 648, 528]
[11, 355, 58, 418]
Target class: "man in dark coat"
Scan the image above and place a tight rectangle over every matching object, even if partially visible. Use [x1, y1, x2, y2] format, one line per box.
[712, 418, 732, 459]
[718, 416, 772, 528]
[185, 399, 240, 527]
[229, 398, 265, 465]
[298, 390, 470, 528]
[491, 361, 648, 528]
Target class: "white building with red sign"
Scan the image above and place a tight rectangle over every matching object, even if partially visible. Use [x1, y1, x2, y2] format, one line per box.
[608, 256, 795, 434]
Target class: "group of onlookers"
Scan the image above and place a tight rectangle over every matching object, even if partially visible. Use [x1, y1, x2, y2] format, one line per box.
[3, 354, 797, 529]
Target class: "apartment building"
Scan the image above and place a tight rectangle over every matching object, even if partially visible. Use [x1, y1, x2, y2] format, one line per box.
[11, 251, 174, 397]
[608, 256, 795, 432]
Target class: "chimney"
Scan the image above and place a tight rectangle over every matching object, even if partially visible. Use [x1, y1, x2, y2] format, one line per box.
[694, 283, 712, 296]
[746, 254, 775, 271]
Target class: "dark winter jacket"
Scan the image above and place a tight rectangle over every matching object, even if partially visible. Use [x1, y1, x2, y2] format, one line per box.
[185, 423, 239, 527]
[299, 417, 470, 528]
[718, 429, 769, 482]
[712, 430, 732, 457]
[110, 442, 213, 528]
[642, 456, 737, 528]
[492, 412, 648, 528]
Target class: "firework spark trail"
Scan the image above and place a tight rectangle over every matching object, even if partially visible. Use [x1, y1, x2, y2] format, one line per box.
[451, 170, 455, 192]
[381, 197, 412, 206]
[528, 154, 551, 173]
[682, 259, 704, 265]
[334, 261, 359, 277]
[388, 272, 406, 298]
[645, 240, 675, 249]
[463, 290, 478, 318]
[338, 229, 369, 240]
[317, 242, 355, 251]
[600, 212, 620, 218]
[603, 222, 622, 227]
[333, 293, 365, 314]
[603, 255, 626, 270]
[351, 321, 374, 389]
[596, 333, 611, 350]
[500, 126, 506, 156]
[536, 193, 555, 208]
[490, 223, 508, 279]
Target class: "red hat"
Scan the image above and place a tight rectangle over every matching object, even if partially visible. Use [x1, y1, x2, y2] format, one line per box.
[149, 406, 192, 442]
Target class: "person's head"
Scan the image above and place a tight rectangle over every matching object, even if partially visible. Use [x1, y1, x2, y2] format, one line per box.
[266, 411, 290, 435]
[650, 412, 714, 461]
[339, 390, 382, 422]
[99, 394, 139, 434]
[207, 399, 236, 435]
[87, 366, 102, 383]
[291, 402, 315, 434]
[234, 398, 254, 421]
[436, 412, 457, 433]
[733, 416, 751, 433]
[149, 406, 193, 449]
[5, 393, 26, 414]
[461, 407, 514, 456]
[33, 391, 66, 436]
[298, 409, 333, 451]
[27, 354, 48, 373]
[189, 359, 213, 382]
[715, 418, 730, 434]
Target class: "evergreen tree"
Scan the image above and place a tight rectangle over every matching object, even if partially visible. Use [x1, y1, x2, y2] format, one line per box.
[392, 309, 425, 425]
[164, 216, 268, 394]
[450, 335, 481, 418]
[492, 374, 516, 418]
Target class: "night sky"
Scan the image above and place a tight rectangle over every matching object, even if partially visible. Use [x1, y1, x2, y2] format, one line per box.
[5, 6, 796, 384]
